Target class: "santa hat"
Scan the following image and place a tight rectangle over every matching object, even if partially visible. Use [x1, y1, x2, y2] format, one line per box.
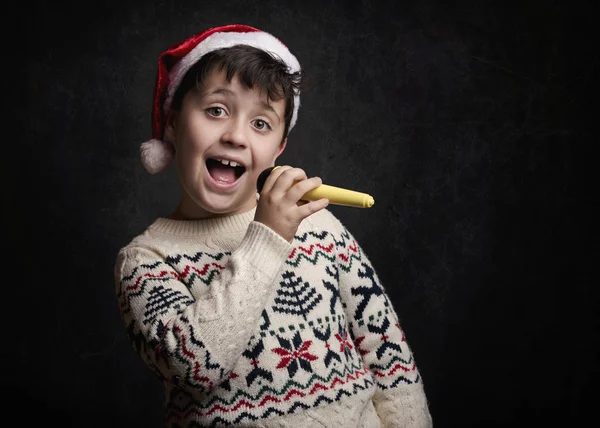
[140, 24, 301, 174]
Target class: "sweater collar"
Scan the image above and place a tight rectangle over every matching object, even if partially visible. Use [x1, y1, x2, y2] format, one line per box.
[148, 206, 257, 237]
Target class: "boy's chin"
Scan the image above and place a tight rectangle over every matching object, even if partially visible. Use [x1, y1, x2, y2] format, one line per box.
[199, 193, 257, 216]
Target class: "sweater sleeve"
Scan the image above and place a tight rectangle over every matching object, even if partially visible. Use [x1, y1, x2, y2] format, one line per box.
[114, 221, 292, 394]
[329, 215, 433, 428]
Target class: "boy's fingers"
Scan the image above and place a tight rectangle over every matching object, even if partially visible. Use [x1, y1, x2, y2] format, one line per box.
[260, 165, 292, 194]
[296, 198, 330, 217]
[270, 167, 308, 196]
[286, 176, 322, 203]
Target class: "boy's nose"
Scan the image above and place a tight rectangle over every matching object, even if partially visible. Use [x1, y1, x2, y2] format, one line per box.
[221, 119, 248, 147]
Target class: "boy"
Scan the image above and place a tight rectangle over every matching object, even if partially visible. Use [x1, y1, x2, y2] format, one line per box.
[115, 24, 433, 427]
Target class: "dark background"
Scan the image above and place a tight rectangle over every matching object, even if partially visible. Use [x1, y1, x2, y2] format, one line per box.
[9, 0, 595, 426]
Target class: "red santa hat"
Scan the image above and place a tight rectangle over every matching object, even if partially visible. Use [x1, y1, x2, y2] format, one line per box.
[140, 24, 301, 174]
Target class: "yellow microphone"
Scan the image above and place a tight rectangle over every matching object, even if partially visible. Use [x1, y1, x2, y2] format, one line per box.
[257, 166, 375, 208]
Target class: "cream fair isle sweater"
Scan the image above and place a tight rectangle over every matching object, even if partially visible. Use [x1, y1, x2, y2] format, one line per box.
[114, 206, 433, 427]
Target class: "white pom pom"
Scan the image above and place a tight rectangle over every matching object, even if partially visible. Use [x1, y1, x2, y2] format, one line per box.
[140, 139, 175, 174]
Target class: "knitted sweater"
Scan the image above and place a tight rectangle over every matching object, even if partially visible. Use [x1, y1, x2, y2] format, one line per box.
[114, 206, 433, 427]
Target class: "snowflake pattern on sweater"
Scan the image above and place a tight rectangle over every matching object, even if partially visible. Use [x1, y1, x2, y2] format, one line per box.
[115, 208, 432, 427]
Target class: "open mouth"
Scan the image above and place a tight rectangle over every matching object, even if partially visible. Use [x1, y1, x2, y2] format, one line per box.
[206, 158, 247, 185]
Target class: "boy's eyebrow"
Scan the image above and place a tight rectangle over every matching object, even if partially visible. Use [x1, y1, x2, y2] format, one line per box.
[258, 101, 282, 123]
[204, 88, 282, 123]
[207, 88, 235, 97]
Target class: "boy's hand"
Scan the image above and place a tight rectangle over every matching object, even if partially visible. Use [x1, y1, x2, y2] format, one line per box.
[255, 166, 330, 243]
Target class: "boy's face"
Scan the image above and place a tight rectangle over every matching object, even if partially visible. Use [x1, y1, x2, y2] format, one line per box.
[165, 69, 287, 219]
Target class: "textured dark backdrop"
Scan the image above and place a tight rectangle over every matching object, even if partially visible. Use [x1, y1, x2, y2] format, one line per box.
[9, 0, 595, 426]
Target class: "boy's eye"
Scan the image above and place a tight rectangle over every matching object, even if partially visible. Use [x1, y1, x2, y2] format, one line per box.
[253, 119, 271, 131]
[206, 107, 225, 117]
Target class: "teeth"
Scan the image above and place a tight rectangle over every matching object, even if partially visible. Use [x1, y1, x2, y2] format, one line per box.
[215, 158, 241, 168]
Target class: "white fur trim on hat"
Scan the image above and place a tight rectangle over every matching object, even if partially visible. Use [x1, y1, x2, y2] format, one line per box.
[140, 139, 175, 174]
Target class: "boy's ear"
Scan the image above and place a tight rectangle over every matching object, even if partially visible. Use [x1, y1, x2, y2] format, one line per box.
[164, 110, 178, 142]
[274, 138, 287, 160]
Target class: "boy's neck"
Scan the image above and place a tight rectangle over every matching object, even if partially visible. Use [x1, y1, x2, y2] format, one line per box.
[167, 202, 257, 221]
